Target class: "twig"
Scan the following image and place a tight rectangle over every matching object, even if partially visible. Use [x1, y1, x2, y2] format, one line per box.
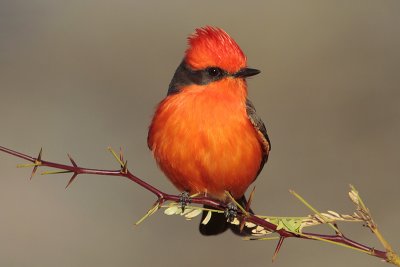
[0, 145, 398, 265]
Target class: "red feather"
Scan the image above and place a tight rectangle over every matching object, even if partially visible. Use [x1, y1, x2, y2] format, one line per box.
[148, 79, 262, 200]
[185, 26, 247, 73]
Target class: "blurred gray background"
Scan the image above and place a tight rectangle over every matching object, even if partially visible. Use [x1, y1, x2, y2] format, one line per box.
[1, 1, 399, 266]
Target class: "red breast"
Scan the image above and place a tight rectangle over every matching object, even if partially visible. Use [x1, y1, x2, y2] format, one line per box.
[148, 78, 262, 200]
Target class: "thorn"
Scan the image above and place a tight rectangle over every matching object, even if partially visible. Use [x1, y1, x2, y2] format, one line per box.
[239, 217, 246, 233]
[67, 154, 77, 167]
[65, 173, 78, 189]
[30, 148, 43, 180]
[30, 165, 38, 180]
[272, 236, 285, 262]
[121, 160, 128, 174]
[37, 147, 43, 161]
[333, 223, 341, 235]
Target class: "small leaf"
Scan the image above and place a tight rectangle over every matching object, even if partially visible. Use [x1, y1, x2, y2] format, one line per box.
[255, 225, 265, 233]
[327, 210, 340, 218]
[185, 209, 202, 219]
[164, 206, 179, 215]
[201, 211, 212, 225]
[276, 220, 284, 231]
[230, 218, 240, 225]
[349, 191, 359, 205]
[245, 222, 257, 228]
[180, 208, 193, 216]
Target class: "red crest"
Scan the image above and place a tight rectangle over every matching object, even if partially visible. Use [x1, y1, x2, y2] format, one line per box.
[185, 26, 247, 73]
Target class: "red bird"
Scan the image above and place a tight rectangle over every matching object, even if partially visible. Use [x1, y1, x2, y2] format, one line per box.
[148, 26, 270, 235]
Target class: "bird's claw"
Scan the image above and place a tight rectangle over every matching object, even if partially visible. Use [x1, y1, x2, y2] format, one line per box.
[224, 202, 238, 223]
[178, 191, 191, 212]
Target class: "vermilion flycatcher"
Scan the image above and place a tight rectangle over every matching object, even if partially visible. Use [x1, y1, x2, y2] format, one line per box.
[148, 26, 271, 235]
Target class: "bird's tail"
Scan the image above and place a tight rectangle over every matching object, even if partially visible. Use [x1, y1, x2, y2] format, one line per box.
[199, 196, 254, 236]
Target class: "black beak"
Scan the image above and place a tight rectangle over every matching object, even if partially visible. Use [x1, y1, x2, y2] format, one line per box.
[233, 68, 261, 78]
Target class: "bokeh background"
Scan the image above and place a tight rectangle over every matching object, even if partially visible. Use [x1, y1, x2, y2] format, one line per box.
[1, 1, 399, 266]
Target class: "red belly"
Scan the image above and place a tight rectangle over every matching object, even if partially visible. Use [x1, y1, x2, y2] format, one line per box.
[148, 86, 262, 200]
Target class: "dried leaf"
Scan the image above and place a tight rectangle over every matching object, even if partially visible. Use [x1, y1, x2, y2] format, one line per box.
[180, 208, 193, 216]
[164, 206, 179, 215]
[185, 209, 202, 220]
[230, 218, 240, 225]
[245, 222, 257, 228]
[201, 210, 212, 225]
[327, 210, 340, 218]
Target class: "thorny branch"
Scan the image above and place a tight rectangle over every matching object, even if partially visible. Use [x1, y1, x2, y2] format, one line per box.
[0, 145, 399, 265]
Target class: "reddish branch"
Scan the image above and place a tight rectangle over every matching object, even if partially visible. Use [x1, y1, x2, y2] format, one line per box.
[0, 145, 390, 263]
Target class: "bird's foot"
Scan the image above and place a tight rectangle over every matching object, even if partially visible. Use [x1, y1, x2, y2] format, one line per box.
[224, 202, 238, 223]
[178, 191, 191, 212]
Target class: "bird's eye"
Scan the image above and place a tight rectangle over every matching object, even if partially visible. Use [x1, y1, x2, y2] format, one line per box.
[206, 67, 222, 77]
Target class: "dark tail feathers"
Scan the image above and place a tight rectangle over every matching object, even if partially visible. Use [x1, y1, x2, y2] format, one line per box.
[199, 195, 254, 236]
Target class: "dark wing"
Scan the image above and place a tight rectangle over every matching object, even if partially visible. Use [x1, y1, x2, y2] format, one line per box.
[246, 99, 271, 178]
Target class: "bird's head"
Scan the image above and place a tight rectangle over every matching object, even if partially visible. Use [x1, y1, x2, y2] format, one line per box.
[186, 26, 246, 73]
[168, 26, 260, 95]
